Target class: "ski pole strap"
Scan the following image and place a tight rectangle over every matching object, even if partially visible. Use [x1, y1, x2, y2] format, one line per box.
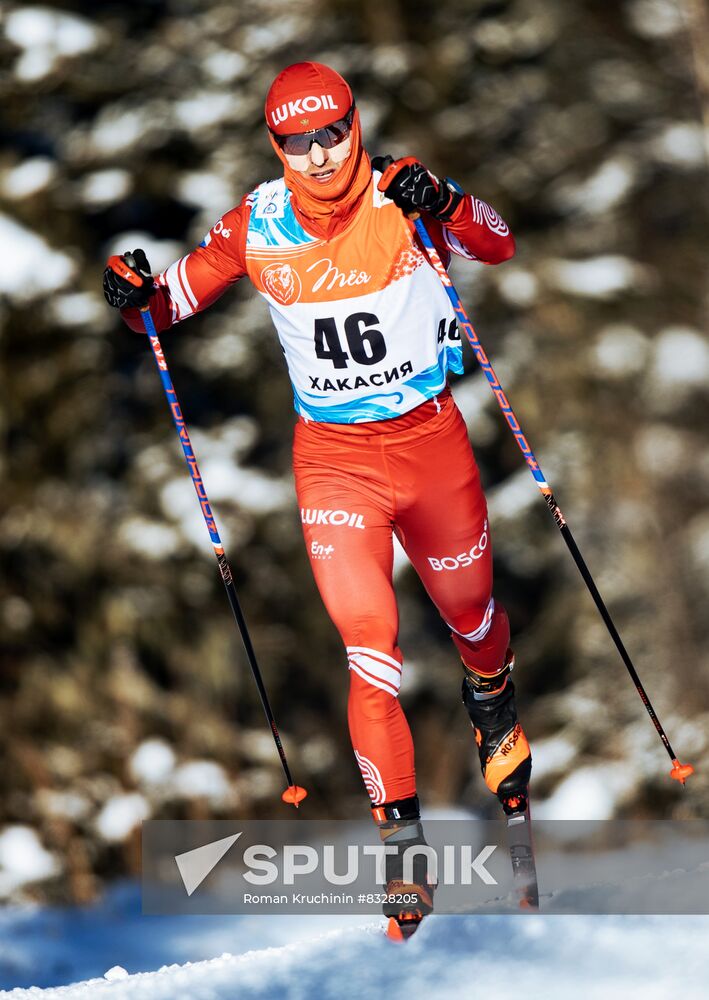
[140, 307, 224, 551]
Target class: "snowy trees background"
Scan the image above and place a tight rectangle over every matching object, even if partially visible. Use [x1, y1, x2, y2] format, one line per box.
[1, 0, 708, 903]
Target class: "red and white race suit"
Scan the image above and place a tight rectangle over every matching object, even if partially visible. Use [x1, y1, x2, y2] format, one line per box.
[122, 166, 515, 807]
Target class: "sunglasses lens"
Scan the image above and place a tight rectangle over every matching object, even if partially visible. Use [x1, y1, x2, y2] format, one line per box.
[320, 118, 350, 147]
[281, 133, 314, 155]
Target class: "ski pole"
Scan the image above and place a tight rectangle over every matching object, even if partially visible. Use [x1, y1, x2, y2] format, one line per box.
[135, 299, 307, 808]
[414, 216, 694, 786]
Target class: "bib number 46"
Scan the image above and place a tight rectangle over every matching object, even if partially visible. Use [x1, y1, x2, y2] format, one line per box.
[314, 313, 387, 369]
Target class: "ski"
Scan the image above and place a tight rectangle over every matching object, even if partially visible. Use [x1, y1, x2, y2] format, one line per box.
[502, 792, 539, 909]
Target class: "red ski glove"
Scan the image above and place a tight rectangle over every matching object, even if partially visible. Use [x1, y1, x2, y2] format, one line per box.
[103, 249, 154, 310]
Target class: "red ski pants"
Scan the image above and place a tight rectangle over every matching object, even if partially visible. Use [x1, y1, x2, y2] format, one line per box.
[293, 389, 509, 806]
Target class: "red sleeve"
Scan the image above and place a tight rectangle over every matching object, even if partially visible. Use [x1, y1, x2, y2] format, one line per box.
[121, 195, 251, 334]
[423, 193, 515, 266]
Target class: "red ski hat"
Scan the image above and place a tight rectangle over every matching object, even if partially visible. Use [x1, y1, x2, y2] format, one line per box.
[265, 62, 353, 135]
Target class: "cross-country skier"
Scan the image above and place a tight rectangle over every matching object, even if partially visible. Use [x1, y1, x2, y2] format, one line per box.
[103, 61, 532, 938]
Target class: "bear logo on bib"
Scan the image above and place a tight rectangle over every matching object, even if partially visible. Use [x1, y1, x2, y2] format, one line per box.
[261, 262, 302, 305]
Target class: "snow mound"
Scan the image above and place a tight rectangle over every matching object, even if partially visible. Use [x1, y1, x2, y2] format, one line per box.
[2, 915, 708, 999]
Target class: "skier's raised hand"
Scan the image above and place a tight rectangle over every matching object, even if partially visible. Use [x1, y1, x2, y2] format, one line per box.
[374, 155, 463, 223]
[103, 249, 154, 309]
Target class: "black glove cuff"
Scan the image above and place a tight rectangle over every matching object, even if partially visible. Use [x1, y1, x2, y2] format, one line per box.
[430, 179, 464, 223]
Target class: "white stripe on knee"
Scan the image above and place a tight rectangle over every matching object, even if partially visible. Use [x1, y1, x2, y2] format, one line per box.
[347, 646, 402, 698]
[447, 596, 495, 643]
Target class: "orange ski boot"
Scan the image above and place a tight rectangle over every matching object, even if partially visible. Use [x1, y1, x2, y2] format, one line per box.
[462, 651, 532, 815]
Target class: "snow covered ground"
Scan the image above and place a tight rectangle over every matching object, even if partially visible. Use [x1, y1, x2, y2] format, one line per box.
[0, 883, 708, 998]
